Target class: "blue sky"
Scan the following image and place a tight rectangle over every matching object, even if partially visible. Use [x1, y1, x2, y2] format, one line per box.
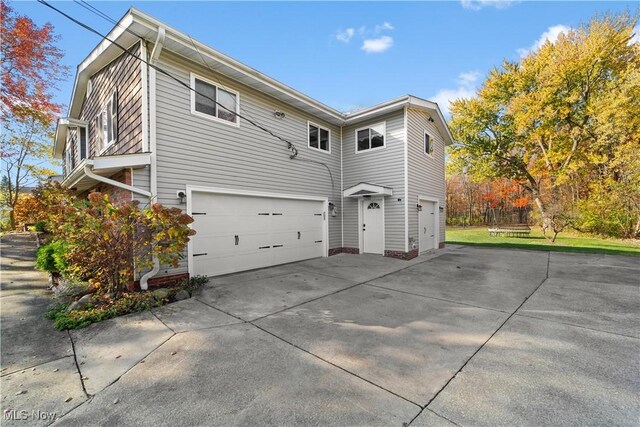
[15, 1, 639, 117]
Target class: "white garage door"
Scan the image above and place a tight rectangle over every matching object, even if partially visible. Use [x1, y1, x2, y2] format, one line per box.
[190, 191, 325, 277]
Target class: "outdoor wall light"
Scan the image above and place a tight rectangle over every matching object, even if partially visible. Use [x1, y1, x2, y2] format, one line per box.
[417, 204, 423, 212]
[177, 190, 187, 204]
[274, 110, 286, 119]
[329, 202, 338, 217]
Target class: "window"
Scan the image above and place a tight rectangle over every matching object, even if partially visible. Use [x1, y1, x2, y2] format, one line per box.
[64, 135, 75, 176]
[308, 122, 330, 152]
[95, 92, 117, 154]
[424, 131, 433, 156]
[79, 126, 87, 160]
[191, 74, 239, 125]
[355, 122, 385, 152]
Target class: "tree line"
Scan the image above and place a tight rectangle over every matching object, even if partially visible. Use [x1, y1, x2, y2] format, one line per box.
[448, 12, 639, 241]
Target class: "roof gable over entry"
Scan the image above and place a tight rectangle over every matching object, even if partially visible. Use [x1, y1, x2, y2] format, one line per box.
[343, 183, 393, 198]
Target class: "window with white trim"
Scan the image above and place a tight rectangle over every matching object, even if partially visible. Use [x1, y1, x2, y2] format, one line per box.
[64, 134, 75, 176]
[424, 131, 433, 155]
[308, 122, 330, 152]
[95, 92, 117, 154]
[78, 126, 88, 160]
[191, 74, 239, 125]
[356, 122, 385, 152]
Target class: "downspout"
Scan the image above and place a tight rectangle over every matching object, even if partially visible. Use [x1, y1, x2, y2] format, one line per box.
[140, 27, 166, 290]
[83, 164, 152, 198]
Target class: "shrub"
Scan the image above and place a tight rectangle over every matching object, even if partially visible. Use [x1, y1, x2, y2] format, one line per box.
[34, 221, 46, 232]
[35, 240, 67, 273]
[32, 183, 195, 294]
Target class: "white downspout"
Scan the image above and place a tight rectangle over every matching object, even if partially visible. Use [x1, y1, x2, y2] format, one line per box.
[140, 28, 166, 290]
[83, 164, 152, 198]
[140, 258, 160, 291]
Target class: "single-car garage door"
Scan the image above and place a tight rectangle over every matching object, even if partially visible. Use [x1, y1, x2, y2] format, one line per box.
[190, 191, 326, 277]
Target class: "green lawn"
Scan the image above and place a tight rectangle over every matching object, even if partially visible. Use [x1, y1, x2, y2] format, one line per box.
[446, 226, 640, 256]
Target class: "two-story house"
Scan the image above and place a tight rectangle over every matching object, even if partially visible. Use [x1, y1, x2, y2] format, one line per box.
[54, 8, 453, 286]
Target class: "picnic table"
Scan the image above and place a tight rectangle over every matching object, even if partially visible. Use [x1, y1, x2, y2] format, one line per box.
[488, 224, 531, 238]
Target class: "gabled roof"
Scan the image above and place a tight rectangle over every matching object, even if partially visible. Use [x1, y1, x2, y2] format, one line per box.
[58, 8, 454, 156]
[343, 183, 394, 198]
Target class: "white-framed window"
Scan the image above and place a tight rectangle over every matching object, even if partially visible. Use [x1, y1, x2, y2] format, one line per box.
[190, 73, 240, 126]
[308, 122, 330, 153]
[95, 91, 117, 154]
[355, 122, 386, 153]
[424, 131, 434, 156]
[77, 126, 88, 161]
[64, 135, 75, 176]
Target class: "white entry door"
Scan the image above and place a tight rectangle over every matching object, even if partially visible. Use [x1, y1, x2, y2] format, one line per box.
[362, 199, 383, 254]
[190, 191, 325, 276]
[419, 200, 437, 252]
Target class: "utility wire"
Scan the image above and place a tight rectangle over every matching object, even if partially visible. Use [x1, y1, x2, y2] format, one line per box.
[60, 0, 336, 191]
[184, 34, 336, 191]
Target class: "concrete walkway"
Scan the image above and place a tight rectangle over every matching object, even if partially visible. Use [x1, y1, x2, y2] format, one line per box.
[1, 233, 638, 426]
[1, 234, 86, 426]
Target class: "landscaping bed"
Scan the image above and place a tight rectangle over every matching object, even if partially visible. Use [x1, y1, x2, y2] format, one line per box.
[46, 276, 208, 330]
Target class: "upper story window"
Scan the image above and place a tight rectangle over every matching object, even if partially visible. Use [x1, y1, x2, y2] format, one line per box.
[190, 73, 239, 126]
[78, 126, 88, 161]
[356, 122, 385, 153]
[424, 131, 433, 156]
[96, 91, 117, 154]
[64, 137, 74, 176]
[308, 122, 330, 153]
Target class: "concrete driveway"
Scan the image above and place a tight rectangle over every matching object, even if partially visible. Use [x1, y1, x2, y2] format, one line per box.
[1, 234, 639, 426]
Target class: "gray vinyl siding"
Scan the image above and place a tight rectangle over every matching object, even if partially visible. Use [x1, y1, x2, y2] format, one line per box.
[407, 108, 446, 246]
[154, 51, 342, 274]
[131, 166, 151, 206]
[342, 111, 406, 251]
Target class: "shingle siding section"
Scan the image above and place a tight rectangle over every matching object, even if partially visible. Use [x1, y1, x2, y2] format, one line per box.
[342, 111, 406, 251]
[81, 41, 142, 159]
[407, 108, 446, 246]
[154, 51, 343, 263]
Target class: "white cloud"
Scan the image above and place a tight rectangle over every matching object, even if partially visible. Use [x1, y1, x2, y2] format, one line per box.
[517, 24, 571, 57]
[631, 25, 640, 44]
[361, 36, 394, 53]
[375, 22, 394, 33]
[461, 0, 516, 10]
[431, 71, 480, 116]
[335, 28, 355, 43]
[334, 22, 396, 53]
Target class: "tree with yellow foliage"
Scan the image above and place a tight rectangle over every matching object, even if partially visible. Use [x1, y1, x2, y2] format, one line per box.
[449, 12, 639, 241]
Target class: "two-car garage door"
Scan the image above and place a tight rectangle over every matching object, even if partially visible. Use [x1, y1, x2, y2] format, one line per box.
[190, 191, 326, 277]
